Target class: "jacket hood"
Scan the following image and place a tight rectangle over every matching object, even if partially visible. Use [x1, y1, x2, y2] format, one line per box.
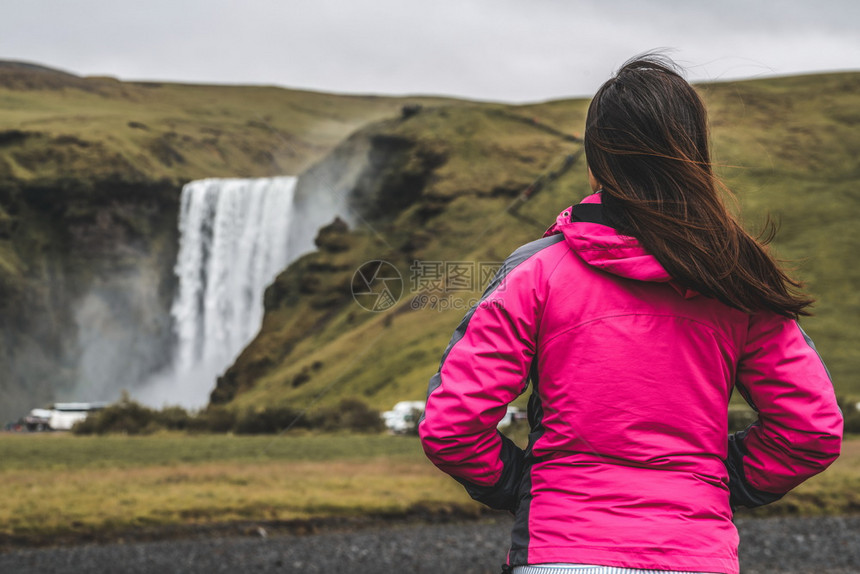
[544, 193, 686, 288]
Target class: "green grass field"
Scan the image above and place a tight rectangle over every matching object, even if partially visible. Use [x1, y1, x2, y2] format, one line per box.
[0, 432, 856, 546]
[0, 432, 475, 544]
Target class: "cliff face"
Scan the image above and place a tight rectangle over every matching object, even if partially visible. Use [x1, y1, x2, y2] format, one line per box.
[0, 61, 444, 421]
[0, 179, 180, 419]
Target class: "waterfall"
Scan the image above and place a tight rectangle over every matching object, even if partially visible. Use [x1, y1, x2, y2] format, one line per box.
[135, 176, 300, 408]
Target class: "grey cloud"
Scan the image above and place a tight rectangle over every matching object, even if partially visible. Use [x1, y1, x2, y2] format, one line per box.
[0, 0, 857, 102]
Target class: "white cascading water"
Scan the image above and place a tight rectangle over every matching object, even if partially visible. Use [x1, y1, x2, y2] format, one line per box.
[135, 176, 300, 408]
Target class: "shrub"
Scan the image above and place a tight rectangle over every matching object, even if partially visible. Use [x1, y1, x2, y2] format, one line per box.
[188, 406, 237, 433]
[234, 406, 307, 434]
[837, 396, 860, 434]
[73, 398, 191, 435]
[71, 396, 385, 435]
[311, 399, 385, 433]
[73, 397, 159, 435]
[844, 408, 860, 434]
[154, 406, 192, 431]
[291, 371, 311, 388]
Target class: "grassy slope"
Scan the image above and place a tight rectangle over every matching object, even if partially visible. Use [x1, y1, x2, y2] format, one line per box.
[701, 73, 860, 385]
[220, 102, 588, 409]
[225, 72, 860, 416]
[0, 72, 459, 185]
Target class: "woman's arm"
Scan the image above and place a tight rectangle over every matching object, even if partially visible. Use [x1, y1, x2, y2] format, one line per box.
[418, 236, 562, 511]
[726, 314, 843, 509]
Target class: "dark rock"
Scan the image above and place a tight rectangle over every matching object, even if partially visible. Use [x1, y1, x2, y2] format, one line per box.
[314, 216, 350, 252]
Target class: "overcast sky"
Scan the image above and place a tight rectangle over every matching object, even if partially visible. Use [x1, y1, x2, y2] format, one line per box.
[1, 0, 858, 102]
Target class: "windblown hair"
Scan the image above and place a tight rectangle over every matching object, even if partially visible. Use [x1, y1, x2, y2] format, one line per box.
[584, 54, 813, 318]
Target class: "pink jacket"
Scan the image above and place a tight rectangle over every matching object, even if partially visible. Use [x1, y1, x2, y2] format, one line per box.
[419, 193, 843, 574]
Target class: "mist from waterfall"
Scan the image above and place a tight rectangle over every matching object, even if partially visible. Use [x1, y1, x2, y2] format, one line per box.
[135, 176, 301, 408]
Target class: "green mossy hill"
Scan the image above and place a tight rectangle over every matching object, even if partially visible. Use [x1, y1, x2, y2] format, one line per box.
[0, 61, 459, 186]
[213, 71, 860, 417]
[213, 102, 585, 408]
[0, 61, 459, 422]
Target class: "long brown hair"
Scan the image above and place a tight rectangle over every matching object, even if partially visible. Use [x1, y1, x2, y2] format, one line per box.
[584, 54, 812, 318]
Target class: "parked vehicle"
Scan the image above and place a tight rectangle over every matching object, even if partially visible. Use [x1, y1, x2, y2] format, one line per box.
[19, 402, 108, 431]
[382, 401, 524, 434]
[382, 401, 425, 434]
[23, 408, 53, 432]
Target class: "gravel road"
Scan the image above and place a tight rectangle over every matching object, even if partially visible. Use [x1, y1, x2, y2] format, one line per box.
[1, 515, 858, 574]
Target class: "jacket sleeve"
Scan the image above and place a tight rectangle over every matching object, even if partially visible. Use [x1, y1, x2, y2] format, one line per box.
[726, 313, 843, 509]
[418, 238, 557, 511]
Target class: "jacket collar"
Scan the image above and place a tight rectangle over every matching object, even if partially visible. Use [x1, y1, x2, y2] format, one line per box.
[543, 193, 699, 298]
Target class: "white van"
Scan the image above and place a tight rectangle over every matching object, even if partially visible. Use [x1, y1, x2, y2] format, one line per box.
[47, 402, 108, 431]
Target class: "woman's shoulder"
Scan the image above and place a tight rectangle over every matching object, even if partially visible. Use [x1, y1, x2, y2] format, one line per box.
[508, 233, 566, 263]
